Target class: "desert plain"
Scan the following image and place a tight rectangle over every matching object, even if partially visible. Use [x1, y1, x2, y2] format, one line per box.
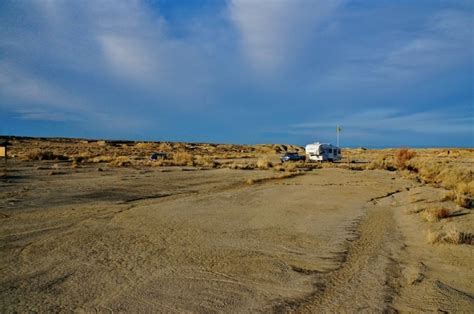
[0, 137, 473, 312]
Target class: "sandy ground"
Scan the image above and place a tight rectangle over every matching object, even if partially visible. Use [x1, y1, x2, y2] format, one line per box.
[1, 162, 473, 312]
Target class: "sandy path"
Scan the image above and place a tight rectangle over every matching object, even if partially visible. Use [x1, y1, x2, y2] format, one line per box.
[1, 165, 472, 312]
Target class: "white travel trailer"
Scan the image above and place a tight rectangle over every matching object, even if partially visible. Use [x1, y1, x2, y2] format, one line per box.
[305, 142, 342, 162]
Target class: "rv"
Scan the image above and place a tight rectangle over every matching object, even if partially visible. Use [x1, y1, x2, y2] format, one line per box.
[305, 142, 341, 162]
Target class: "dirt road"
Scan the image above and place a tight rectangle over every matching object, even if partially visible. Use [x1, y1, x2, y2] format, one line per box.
[1, 164, 473, 312]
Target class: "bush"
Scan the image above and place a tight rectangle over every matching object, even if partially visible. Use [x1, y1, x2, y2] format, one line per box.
[396, 148, 416, 170]
[109, 156, 132, 167]
[428, 229, 473, 245]
[194, 155, 217, 168]
[257, 158, 273, 170]
[25, 149, 68, 161]
[173, 152, 194, 166]
[366, 156, 396, 171]
[454, 182, 474, 208]
[421, 208, 452, 222]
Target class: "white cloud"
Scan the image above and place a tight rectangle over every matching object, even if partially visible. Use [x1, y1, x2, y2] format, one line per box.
[0, 62, 83, 114]
[319, 9, 473, 89]
[229, 0, 343, 73]
[98, 35, 161, 81]
[290, 107, 474, 135]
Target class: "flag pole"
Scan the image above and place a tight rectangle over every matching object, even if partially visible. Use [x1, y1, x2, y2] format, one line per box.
[336, 125, 342, 147]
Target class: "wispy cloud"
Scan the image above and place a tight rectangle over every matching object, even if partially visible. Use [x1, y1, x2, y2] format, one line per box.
[289, 107, 474, 146]
[318, 8, 473, 90]
[229, 0, 343, 73]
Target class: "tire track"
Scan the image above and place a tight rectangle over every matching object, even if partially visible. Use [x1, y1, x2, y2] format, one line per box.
[274, 201, 404, 312]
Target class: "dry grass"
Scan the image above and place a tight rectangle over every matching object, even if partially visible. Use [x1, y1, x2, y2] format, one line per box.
[228, 162, 256, 170]
[274, 162, 303, 172]
[405, 159, 473, 208]
[135, 142, 156, 150]
[5, 139, 474, 209]
[172, 152, 194, 167]
[420, 208, 452, 223]
[454, 182, 474, 208]
[427, 229, 473, 245]
[23, 149, 69, 161]
[194, 155, 218, 168]
[109, 156, 133, 167]
[353, 148, 473, 208]
[366, 155, 396, 171]
[256, 158, 273, 170]
[395, 148, 416, 170]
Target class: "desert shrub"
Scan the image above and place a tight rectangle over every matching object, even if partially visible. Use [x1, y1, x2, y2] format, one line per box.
[109, 156, 132, 167]
[444, 229, 473, 245]
[173, 152, 194, 166]
[427, 230, 442, 244]
[440, 190, 455, 202]
[135, 142, 155, 150]
[366, 156, 396, 171]
[194, 155, 218, 168]
[428, 229, 473, 245]
[282, 162, 298, 172]
[454, 182, 474, 208]
[395, 148, 416, 170]
[403, 157, 473, 208]
[25, 149, 68, 161]
[257, 158, 273, 170]
[273, 164, 285, 172]
[420, 208, 452, 222]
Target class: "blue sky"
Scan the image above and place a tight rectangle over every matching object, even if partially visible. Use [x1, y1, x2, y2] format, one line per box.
[0, 0, 473, 147]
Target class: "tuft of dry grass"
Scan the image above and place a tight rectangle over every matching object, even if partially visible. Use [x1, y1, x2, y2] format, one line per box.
[420, 208, 452, 223]
[256, 158, 273, 170]
[194, 155, 218, 168]
[281, 162, 299, 172]
[366, 155, 396, 171]
[444, 229, 473, 245]
[427, 229, 473, 245]
[454, 182, 474, 208]
[395, 148, 416, 170]
[172, 152, 194, 167]
[427, 230, 442, 244]
[109, 156, 132, 167]
[440, 190, 455, 202]
[135, 142, 155, 150]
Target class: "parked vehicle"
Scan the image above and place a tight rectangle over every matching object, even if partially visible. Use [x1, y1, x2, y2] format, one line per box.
[150, 152, 168, 161]
[280, 152, 306, 162]
[305, 142, 341, 162]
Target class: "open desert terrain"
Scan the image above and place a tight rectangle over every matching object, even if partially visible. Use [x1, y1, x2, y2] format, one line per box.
[1, 137, 473, 312]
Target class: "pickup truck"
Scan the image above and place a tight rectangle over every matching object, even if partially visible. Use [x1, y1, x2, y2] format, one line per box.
[280, 152, 306, 162]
